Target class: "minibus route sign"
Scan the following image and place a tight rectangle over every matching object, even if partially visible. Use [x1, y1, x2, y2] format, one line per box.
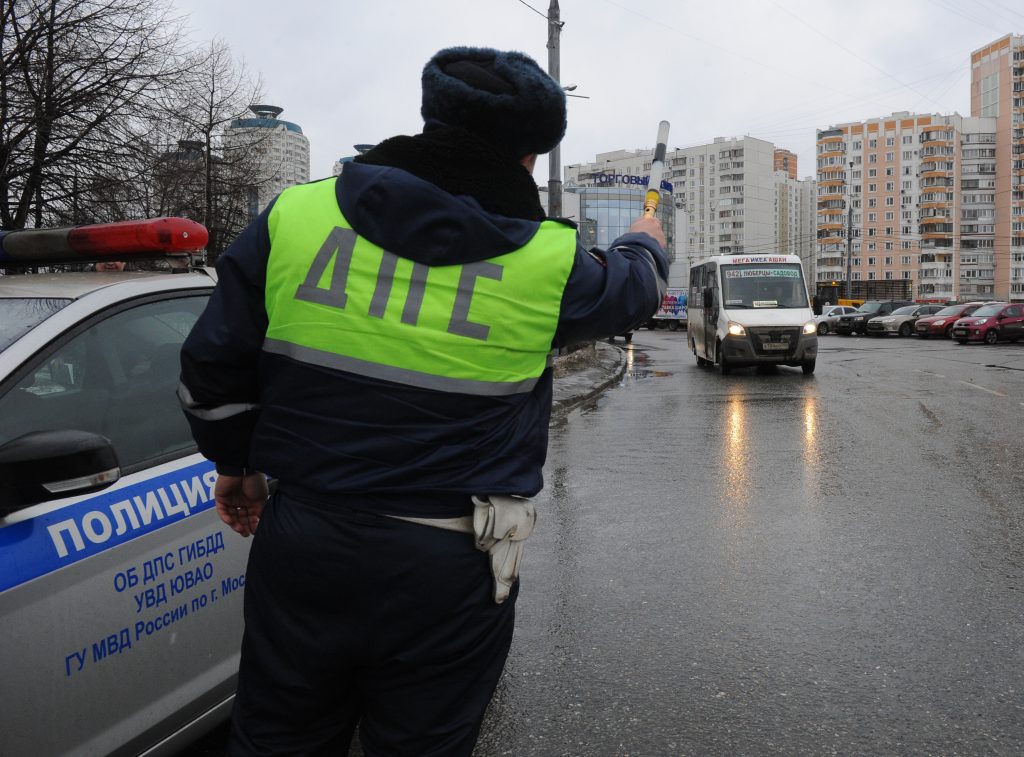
[724, 268, 801, 279]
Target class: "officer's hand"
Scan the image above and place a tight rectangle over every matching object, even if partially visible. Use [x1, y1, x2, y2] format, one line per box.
[214, 472, 268, 537]
[629, 216, 667, 249]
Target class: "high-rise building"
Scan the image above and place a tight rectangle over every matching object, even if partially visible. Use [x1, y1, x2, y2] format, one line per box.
[774, 149, 798, 180]
[815, 33, 1023, 304]
[970, 34, 1024, 301]
[777, 169, 817, 282]
[224, 105, 310, 218]
[816, 112, 996, 303]
[333, 144, 376, 176]
[565, 136, 816, 282]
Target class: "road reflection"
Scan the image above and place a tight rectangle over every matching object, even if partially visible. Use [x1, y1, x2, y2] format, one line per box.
[718, 388, 823, 541]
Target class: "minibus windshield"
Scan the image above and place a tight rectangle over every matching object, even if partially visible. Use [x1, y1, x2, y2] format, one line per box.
[721, 264, 807, 309]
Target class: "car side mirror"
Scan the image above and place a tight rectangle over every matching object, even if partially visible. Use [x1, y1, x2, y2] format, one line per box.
[0, 429, 120, 516]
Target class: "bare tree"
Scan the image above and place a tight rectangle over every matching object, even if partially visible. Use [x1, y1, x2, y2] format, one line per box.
[0, 0, 188, 229]
[170, 38, 268, 260]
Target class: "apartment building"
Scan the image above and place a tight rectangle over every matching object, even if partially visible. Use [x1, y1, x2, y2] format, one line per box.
[816, 33, 1024, 303]
[223, 104, 310, 218]
[565, 136, 816, 277]
[971, 34, 1024, 300]
[816, 112, 997, 302]
[775, 149, 798, 180]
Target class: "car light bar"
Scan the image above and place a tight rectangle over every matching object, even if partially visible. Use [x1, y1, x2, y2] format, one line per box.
[0, 217, 209, 264]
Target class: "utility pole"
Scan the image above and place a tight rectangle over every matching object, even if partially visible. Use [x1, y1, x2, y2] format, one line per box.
[546, 0, 561, 218]
[845, 160, 853, 300]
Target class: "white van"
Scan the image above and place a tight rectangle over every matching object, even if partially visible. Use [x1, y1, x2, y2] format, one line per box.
[688, 254, 818, 374]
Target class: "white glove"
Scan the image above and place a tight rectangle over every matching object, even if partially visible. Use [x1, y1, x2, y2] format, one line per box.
[472, 495, 536, 603]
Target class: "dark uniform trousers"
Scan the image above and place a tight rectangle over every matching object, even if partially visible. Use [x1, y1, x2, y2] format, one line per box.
[228, 489, 517, 756]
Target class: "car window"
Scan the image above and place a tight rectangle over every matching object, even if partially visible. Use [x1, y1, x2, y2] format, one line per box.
[891, 306, 917, 316]
[0, 295, 208, 472]
[857, 303, 882, 313]
[972, 304, 1003, 317]
[934, 305, 961, 316]
[0, 297, 73, 351]
[1006, 305, 1022, 317]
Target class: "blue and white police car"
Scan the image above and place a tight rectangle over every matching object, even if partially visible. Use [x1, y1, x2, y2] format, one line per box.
[0, 219, 249, 756]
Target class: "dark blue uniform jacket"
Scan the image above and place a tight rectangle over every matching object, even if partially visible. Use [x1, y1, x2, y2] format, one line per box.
[180, 164, 668, 515]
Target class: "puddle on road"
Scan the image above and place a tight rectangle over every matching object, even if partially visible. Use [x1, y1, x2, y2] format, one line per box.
[621, 345, 673, 381]
[624, 368, 674, 380]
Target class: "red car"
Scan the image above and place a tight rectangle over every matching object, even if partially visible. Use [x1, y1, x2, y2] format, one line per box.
[951, 302, 1024, 344]
[914, 301, 986, 339]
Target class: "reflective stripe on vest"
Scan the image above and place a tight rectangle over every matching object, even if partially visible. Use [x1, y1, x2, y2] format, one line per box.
[263, 178, 577, 396]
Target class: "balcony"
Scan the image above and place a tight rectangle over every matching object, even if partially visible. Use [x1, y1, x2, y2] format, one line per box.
[920, 131, 954, 146]
[818, 202, 846, 212]
[817, 171, 846, 183]
[919, 264, 954, 279]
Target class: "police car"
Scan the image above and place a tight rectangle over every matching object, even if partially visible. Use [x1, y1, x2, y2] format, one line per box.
[0, 219, 249, 756]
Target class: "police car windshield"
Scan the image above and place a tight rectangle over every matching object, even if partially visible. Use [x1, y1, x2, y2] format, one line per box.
[721, 264, 806, 309]
[0, 298, 71, 351]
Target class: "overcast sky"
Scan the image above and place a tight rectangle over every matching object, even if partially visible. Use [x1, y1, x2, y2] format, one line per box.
[168, 0, 1023, 185]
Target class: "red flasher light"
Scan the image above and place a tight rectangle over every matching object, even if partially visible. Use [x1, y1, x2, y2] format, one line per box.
[67, 218, 209, 255]
[0, 217, 209, 264]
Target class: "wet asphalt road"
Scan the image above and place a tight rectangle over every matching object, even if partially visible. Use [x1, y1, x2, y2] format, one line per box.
[473, 330, 1024, 756]
[183, 331, 1024, 756]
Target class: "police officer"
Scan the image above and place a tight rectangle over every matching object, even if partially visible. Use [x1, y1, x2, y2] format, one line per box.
[179, 45, 668, 756]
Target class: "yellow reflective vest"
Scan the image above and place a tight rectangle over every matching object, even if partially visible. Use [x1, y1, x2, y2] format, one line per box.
[263, 178, 578, 396]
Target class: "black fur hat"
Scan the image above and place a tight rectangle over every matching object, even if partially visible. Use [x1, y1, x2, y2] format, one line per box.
[421, 46, 567, 158]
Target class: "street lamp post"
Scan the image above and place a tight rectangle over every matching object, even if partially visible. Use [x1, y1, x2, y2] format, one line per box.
[546, 0, 562, 218]
[845, 160, 853, 300]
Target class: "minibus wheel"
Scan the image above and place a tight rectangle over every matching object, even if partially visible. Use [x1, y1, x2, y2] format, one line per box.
[718, 344, 732, 375]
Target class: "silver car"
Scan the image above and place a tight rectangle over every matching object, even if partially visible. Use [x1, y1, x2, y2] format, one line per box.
[813, 304, 857, 335]
[866, 304, 944, 337]
[0, 220, 249, 756]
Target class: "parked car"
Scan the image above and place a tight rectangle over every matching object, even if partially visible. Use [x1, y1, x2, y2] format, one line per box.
[0, 219, 251, 756]
[951, 302, 1024, 344]
[914, 302, 987, 339]
[834, 300, 914, 335]
[865, 304, 944, 337]
[814, 304, 858, 335]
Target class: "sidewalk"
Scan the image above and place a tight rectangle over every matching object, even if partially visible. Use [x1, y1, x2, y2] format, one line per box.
[551, 341, 627, 415]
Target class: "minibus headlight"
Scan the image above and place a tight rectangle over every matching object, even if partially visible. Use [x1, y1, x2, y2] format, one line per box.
[802, 321, 817, 335]
[727, 321, 746, 337]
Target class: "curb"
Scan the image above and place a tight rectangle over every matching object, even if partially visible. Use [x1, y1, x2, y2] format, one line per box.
[551, 342, 628, 416]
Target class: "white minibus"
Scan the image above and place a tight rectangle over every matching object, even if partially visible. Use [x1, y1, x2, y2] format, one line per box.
[688, 254, 818, 374]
